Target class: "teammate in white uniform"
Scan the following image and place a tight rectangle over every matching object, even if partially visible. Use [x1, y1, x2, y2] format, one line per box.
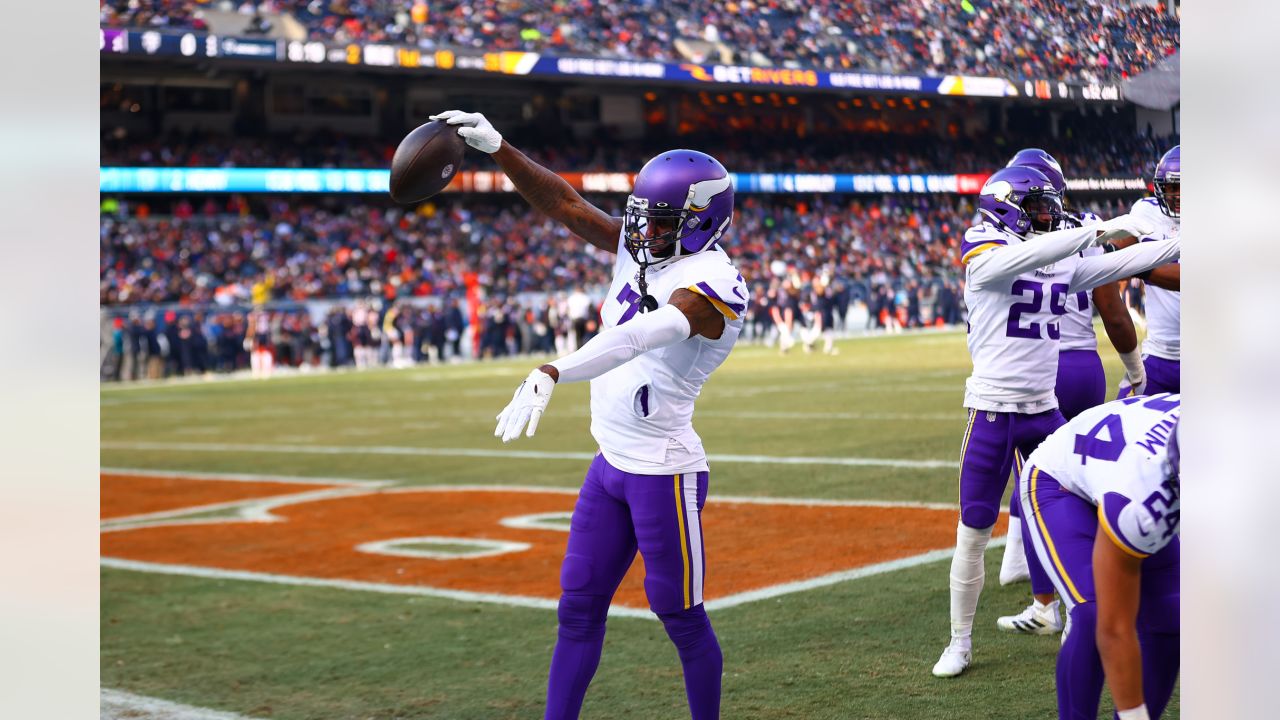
[429, 109, 744, 720]
[1019, 395, 1180, 719]
[995, 151, 1145, 630]
[933, 165, 1180, 678]
[1122, 146, 1181, 396]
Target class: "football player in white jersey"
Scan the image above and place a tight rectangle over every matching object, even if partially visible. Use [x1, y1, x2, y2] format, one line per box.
[1018, 395, 1180, 719]
[430, 110, 748, 720]
[1120, 146, 1181, 396]
[933, 166, 1180, 678]
[995, 150, 1145, 622]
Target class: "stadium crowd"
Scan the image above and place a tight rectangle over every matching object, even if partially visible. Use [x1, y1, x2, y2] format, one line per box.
[102, 127, 1174, 180]
[99, 190, 1144, 380]
[100, 0, 1178, 84]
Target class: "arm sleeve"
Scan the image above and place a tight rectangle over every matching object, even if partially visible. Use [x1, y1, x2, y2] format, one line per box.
[550, 304, 691, 383]
[966, 224, 1098, 291]
[1068, 239, 1180, 295]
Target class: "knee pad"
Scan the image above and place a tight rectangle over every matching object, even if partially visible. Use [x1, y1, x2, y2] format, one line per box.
[560, 553, 593, 593]
[961, 505, 999, 530]
[557, 593, 610, 643]
[657, 605, 719, 660]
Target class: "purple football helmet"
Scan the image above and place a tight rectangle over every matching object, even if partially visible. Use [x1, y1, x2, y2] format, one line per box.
[1154, 145, 1180, 218]
[1006, 148, 1066, 195]
[978, 166, 1062, 236]
[624, 149, 734, 271]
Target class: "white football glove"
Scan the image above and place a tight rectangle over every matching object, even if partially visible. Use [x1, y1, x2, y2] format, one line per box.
[1117, 370, 1147, 399]
[494, 369, 556, 443]
[1093, 214, 1154, 246]
[429, 110, 503, 154]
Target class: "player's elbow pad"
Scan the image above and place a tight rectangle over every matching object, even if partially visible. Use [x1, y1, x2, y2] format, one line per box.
[551, 304, 690, 384]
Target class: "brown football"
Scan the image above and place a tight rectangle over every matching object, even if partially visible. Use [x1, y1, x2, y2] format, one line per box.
[389, 120, 465, 203]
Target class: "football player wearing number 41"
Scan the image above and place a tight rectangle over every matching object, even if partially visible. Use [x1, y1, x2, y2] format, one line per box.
[429, 110, 749, 720]
[932, 165, 1180, 679]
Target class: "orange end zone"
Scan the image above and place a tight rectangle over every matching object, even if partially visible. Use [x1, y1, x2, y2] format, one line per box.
[103, 474, 1003, 610]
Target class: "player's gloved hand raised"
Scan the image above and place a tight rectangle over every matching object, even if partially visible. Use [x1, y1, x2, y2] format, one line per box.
[429, 110, 503, 154]
[494, 369, 556, 443]
[1094, 214, 1154, 246]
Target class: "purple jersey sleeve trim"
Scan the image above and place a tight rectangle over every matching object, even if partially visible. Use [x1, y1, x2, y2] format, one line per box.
[1099, 493, 1152, 559]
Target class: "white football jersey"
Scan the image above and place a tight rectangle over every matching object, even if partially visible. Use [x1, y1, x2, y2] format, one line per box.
[961, 222, 1081, 413]
[1131, 197, 1181, 361]
[1058, 212, 1104, 352]
[1025, 394, 1181, 557]
[592, 235, 750, 475]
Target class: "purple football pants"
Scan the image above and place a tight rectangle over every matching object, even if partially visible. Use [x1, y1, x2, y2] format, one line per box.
[1020, 466, 1180, 720]
[1056, 350, 1108, 421]
[961, 408, 1065, 596]
[545, 453, 721, 720]
[1143, 355, 1180, 396]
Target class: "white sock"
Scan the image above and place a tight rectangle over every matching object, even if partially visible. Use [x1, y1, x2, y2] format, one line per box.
[950, 522, 993, 639]
[1003, 516, 1024, 562]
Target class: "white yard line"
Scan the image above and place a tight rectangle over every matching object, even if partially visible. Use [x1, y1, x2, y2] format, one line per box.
[101, 689, 261, 720]
[101, 467, 392, 487]
[99, 557, 653, 619]
[101, 441, 958, 470]
[706, 538, 1007, 611]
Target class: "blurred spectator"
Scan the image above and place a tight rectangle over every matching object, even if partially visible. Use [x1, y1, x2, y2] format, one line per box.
[100, 0, 1179, 84]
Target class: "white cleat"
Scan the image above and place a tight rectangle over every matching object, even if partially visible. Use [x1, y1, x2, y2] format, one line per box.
[997, 600, 1063, 635]
[932, 640, 972, 678]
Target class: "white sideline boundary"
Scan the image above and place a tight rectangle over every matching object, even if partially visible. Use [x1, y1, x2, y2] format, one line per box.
[101, 689, 261, 720]
[101, 441, 958, 470]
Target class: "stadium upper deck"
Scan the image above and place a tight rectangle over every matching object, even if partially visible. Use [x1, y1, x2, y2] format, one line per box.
[101, 0, 1178, 86]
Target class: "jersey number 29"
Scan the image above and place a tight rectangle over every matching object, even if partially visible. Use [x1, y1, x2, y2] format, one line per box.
[1006, 280, 1071, 340]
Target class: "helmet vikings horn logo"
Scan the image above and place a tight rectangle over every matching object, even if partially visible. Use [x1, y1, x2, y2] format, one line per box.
[687, 175, 733, 212]
[982, 179, 1014, 204]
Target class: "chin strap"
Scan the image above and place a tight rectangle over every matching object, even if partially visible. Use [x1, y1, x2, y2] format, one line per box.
[637, 265, 659, 313]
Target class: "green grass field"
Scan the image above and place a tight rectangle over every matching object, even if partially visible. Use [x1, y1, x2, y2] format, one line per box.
[101, 329, 1177, 719]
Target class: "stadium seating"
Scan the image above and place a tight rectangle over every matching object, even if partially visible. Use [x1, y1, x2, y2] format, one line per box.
[99, 0, 1179, 84]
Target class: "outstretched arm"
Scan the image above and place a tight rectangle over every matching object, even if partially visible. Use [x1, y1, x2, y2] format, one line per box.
[966, 214, 1150, 291]
[1142, 264, 1180, 291]
[432, 110, 622, 253]
[492, 291, 726, 442]
[1069, 239, 1180, 295]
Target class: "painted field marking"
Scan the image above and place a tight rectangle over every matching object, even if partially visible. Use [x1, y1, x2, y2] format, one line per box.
[101, 441, 958, 470]
[102, 473, 993, 617]
[101, 688, 262, 720]
[356, 536, 533, 560]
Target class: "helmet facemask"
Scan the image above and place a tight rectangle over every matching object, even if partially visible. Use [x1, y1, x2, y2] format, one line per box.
[623, 196, 688, 271]
[1155, 175, 1180, 218]
[1022, 190, 1064, 235]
